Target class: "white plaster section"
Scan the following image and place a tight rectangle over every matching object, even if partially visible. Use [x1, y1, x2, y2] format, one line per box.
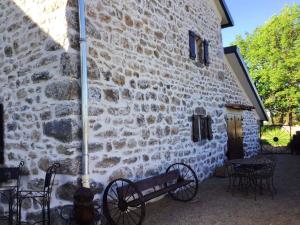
[13, 0, 70, 50]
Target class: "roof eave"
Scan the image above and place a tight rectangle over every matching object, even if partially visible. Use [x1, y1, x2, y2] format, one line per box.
[224, 46, 269, 121]
[219, 0, 234, 29]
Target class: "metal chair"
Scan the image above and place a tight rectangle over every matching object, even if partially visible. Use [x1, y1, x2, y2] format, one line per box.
[0, 161, 24, 225]
[18, 163, 60, 225]
[253, 160, 276, 199]
[226, 163, 254, 196]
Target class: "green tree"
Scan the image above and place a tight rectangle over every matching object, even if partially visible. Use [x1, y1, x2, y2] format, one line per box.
[233, 4, 300, 125]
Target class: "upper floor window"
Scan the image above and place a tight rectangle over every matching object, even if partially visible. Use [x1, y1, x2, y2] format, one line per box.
[189, 30, 209, 66]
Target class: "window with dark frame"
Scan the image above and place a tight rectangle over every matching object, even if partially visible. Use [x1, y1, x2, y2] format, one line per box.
[192, 115, 213, 142]
[203, 39, 209, 66]
[0, 104, 4, 164]
[189, 30, 209, 66]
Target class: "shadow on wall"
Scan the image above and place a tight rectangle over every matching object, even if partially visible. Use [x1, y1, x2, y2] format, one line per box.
[0, 0, 102, 223]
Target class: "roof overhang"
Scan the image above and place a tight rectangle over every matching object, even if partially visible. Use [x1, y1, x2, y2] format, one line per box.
[224, 46, 269, 121]
[214, 0, 234, 28]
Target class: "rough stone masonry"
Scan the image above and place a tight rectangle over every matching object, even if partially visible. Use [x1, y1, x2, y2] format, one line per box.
[0, 0, 260, 221]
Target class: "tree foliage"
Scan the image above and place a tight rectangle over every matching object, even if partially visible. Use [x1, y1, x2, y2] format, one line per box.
[233, 4, 300, 124]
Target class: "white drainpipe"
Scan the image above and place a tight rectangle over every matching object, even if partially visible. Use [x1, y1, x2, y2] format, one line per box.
[77, 0, 90, 188]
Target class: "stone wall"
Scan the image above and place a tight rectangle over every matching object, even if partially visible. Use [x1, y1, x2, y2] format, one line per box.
[85, 0, 260, 190]
[85, 0, 226, 187]
[0, 0, 261, 221]
[0, 0, 83, 220]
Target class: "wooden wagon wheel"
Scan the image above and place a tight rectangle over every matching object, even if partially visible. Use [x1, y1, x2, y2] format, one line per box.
[166, 163, 198, 202]
[103, 178, 145, 225]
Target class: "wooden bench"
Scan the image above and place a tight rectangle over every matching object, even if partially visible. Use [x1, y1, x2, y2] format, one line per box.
[103, 163, 198, 225]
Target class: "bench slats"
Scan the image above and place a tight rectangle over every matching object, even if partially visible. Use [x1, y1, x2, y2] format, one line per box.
[127, 180, 193, 207]
[117, 170, 180, 197]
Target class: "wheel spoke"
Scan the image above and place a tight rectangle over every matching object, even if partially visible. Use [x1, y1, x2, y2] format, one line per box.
[122, 211, 125, 225]
[111, 208, 121, 220]
[108, 193, 118, 202]
[184, 188, 192, 199]
[116, 212, 122, 225]
[124, 185, 130, 199]
[182, 167, 190, 179]
[126, 191, 135, 201]
[128, 207, 141, 218]
[179, 187, 184, 200]
[181, 188, 188, 200]
[111, 186, 119, 199]
[185, 186, 195, 197]
[127, 210, 138, 225]
[186, 175, 195, 180]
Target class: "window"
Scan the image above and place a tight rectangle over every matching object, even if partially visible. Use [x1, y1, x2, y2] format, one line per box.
[203, 40, 209, 66]
[192, 115, 213, 142]
[0, 104, 4, 164]
[189, 30, 209, 66]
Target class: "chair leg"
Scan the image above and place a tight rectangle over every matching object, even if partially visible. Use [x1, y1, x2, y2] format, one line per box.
[271, 177, 277, 194]
[42, 199, 46, 225]
[231, 176, 237, 196]
[253, 177, 259, 201]
[238, 177, 242, 191]
[240, 176, 248, 195]
[259, 178, 263, 195]
[227, 176, 231, 192]
[16, 193, 19, 225]
[251, 176, 257, 201]
[270, 181, 274, 199]
[18, 198, 22, 225]
[47, 199, 51, 225]
[246, 176, 250, 196]
[8, 191, 13, 225]
[268, 178, 274, 199]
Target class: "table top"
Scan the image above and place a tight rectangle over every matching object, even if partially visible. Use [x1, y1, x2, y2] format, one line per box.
[228, 157, 273, 166]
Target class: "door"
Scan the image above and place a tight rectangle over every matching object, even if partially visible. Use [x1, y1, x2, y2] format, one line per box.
[226, 114, 244, 159]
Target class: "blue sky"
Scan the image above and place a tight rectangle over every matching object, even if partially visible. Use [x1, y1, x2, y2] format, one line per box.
[222, 0, 300, 46]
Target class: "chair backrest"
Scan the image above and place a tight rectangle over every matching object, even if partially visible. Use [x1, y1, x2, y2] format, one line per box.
[259, 160, 276, 176]
[0, 161, 24, 191]
[44, 163, 60, 196]
[225, 163, 239, 177]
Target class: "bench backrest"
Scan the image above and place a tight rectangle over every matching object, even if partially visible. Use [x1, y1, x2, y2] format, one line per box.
[117, 169, 180, 198]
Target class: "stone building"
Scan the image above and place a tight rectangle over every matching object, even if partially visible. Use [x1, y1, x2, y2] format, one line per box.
[0, 0, 267, 221]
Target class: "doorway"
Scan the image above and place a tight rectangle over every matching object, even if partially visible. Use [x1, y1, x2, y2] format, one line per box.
[226, 113, 244, 159]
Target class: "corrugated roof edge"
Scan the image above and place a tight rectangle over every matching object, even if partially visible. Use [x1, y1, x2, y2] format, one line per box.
[224, 46, 269, 121]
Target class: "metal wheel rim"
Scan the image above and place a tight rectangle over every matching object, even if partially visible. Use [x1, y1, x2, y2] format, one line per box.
[103, 178, 145, 225]
[166, 163, 198, 202]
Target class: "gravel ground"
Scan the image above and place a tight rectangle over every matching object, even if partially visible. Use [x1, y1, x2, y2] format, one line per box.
[143, 155, 300, 225]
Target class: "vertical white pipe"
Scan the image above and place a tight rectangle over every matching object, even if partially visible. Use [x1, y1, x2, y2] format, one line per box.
[78, 0, 90, 188]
